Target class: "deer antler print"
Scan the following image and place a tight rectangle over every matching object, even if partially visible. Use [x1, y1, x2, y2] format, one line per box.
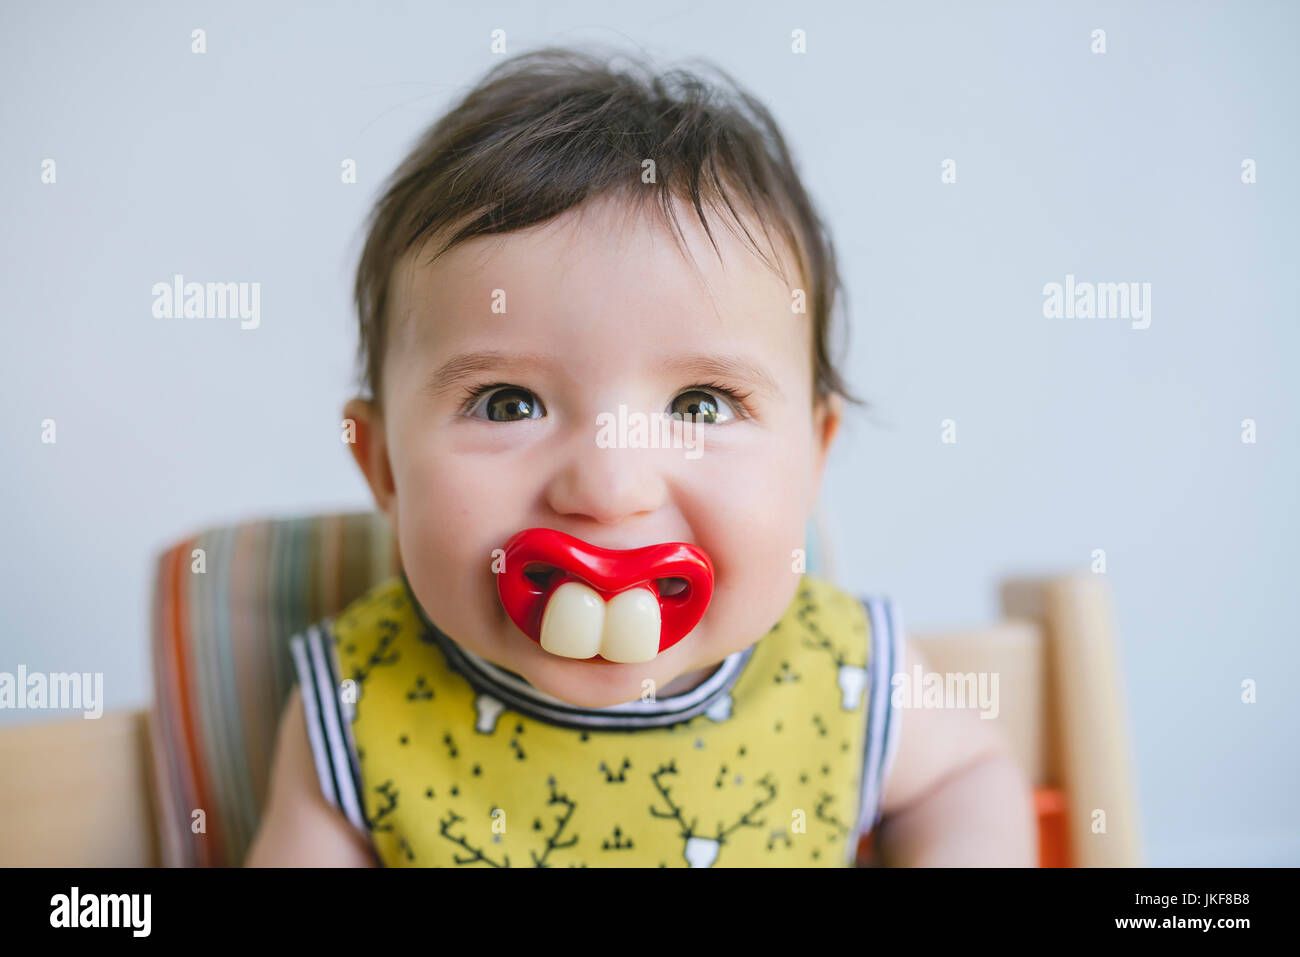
[716, 774, 778, 846]
[648, 761, 697, 840]
[438, 809, 510, 868]
[649, 763, 778, 867]
[801, 621, 847, 669]
[351, 618, 401, 685]
[530, 779, 578, 867]
[798, 589, 877, 708]
[367, 779, 399, 832]
[396, 834, 416, 862]
[814, 790, 850, 841]
[650, 762, 722, 867]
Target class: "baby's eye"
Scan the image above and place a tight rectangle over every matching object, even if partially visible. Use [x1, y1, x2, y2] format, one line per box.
[468, 387, 545, 422]
[669, 389, 738, 424]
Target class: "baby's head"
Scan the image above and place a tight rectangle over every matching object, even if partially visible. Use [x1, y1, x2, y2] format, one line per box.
[344, 48, 857, 708]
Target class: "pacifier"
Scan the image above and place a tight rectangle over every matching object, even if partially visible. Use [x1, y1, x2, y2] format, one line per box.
[496, 528, 714, 664]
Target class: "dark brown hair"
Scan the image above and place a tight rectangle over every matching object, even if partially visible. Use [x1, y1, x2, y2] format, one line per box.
[353, 45, 859, 410]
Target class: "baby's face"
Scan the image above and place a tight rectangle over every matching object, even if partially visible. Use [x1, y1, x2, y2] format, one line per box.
[360, 193, 838, 708]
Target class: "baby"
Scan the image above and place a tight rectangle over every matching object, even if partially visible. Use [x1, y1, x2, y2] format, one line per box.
[246, 47, 1034, 868]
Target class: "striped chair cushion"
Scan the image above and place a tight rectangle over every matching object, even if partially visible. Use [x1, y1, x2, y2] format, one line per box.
[148, 511, 825, 867]
[148, 512, 398, 867]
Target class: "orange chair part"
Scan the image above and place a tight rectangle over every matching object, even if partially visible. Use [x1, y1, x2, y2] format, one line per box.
[1036, 786, 1071, 867]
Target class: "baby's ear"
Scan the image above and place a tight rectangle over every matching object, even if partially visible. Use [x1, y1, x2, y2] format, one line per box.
[342, 397, 396, 516]
[812, 392, 843, 480]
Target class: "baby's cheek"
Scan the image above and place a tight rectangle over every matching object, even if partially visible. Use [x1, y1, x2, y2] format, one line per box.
[393, 452, 498, 633]
[693, 452, 813, 641]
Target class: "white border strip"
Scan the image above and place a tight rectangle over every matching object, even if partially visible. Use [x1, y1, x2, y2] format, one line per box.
[857, 597, 897, 835]
[306, 625, 367, 835]
[289, 633, 338, 809]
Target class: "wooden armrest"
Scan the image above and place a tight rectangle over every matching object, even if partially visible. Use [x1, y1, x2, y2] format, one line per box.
[0, 708, 159, 866]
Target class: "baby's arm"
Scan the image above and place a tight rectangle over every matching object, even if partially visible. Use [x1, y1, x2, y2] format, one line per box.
[874, 640, 1037, 866]
[244, 686, 377, 867]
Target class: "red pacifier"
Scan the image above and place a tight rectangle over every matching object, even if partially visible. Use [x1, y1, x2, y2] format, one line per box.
[496, 528, 714, 664]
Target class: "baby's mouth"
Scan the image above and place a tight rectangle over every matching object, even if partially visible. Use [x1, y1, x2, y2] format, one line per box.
[496, 529, 714, 664]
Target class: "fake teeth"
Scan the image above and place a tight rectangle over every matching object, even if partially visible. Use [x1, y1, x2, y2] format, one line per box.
[539, 582, 605, 659]
[602, 589, 662, 663]
[538, 582, 663, 663]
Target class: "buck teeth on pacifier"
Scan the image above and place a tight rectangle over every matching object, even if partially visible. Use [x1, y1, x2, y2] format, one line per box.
[496, 528, 714, 664]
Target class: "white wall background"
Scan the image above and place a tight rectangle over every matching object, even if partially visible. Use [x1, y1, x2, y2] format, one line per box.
[2, 0, 1296, 866]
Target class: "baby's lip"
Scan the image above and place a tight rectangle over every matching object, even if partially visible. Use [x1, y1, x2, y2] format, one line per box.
[496, 527, 714, 658]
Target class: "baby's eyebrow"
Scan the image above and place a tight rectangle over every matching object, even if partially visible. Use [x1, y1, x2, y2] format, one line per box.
[422, 350, 783, 400]
[661, 354, 784, 399]
[422, 350, 551, 397]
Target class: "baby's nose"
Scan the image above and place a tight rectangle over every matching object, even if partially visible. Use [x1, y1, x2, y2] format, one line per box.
[543, 433, 668, 525]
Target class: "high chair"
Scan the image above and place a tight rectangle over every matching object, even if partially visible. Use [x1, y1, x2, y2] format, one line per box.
[0, 511, 1141, 866]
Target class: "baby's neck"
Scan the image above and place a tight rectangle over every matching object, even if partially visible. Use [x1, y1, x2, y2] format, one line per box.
[657, 662, 719, 697]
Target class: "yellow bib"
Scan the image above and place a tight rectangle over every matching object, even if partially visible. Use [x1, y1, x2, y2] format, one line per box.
[314, 574, 885, 867]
